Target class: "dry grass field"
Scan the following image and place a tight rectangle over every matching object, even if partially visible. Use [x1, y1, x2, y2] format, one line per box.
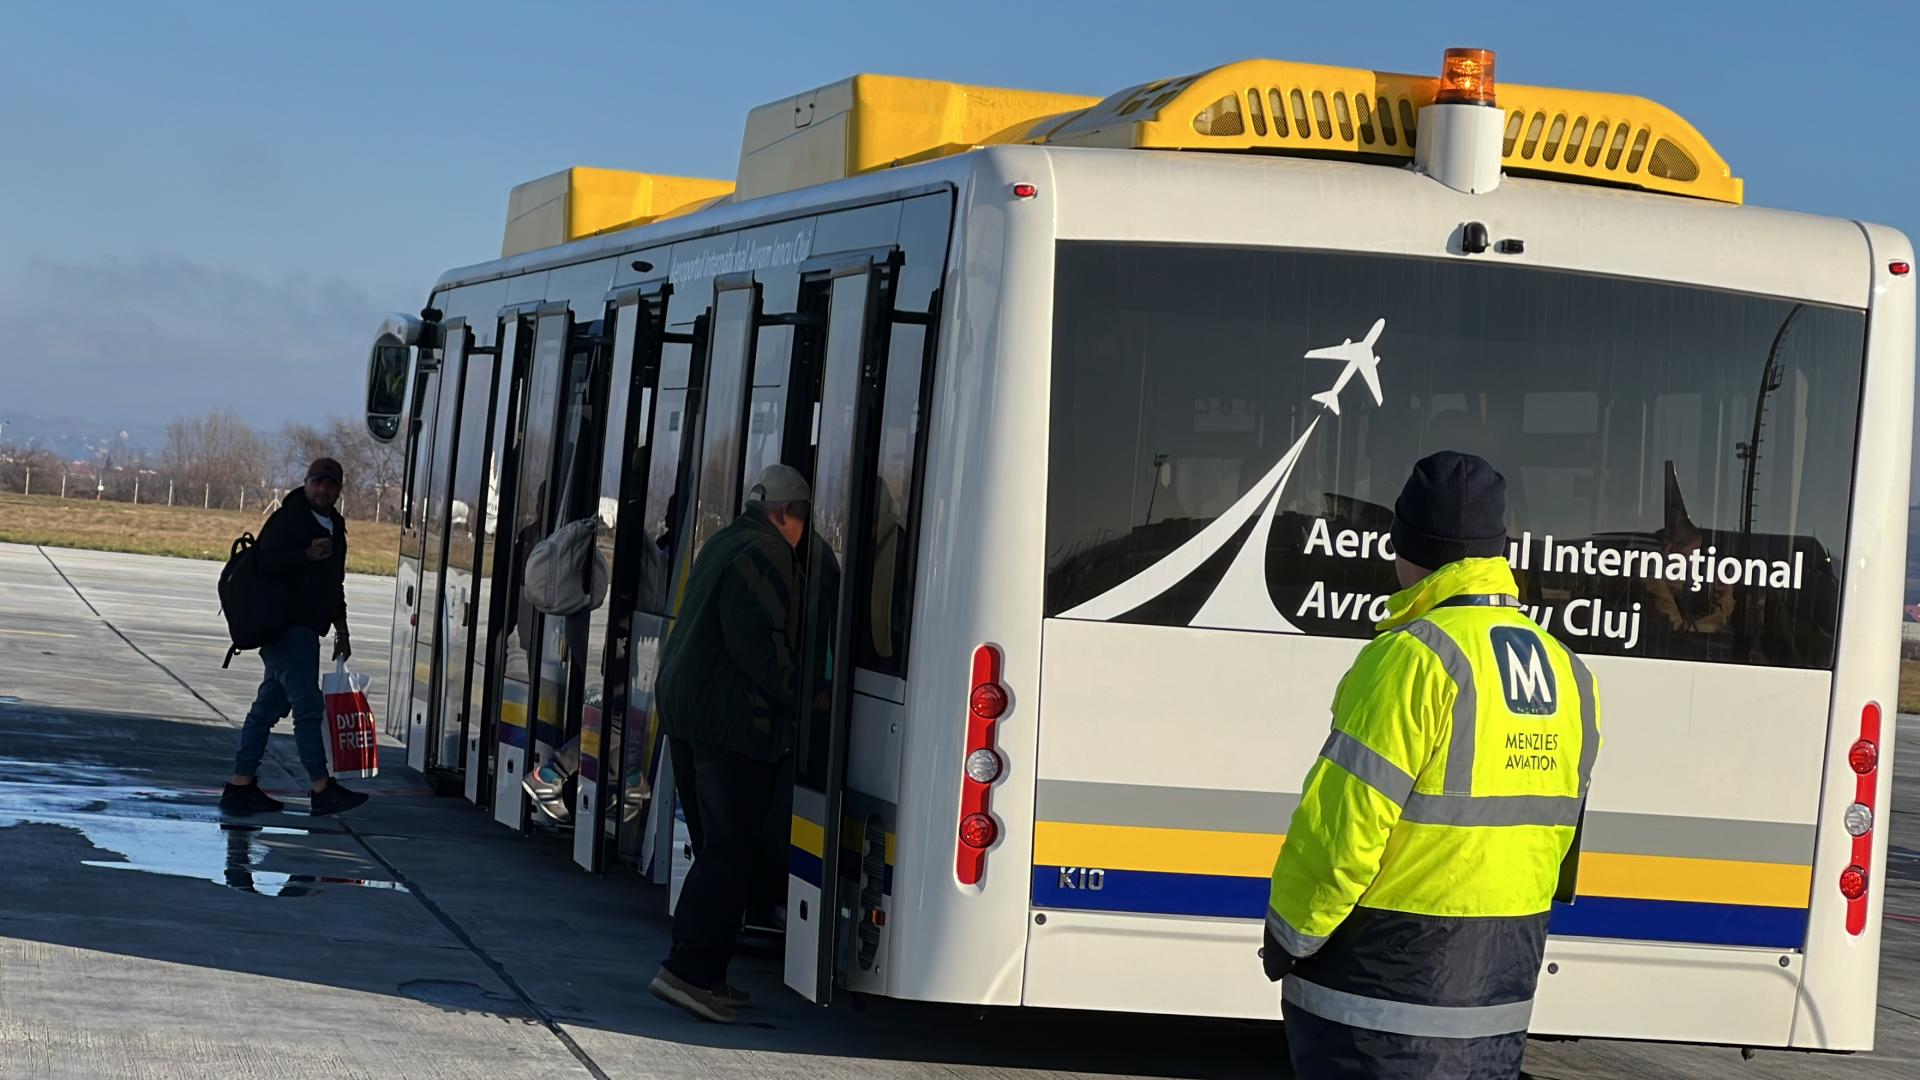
[0, 492, 399, 576]
[1902, 658, 1920, 715]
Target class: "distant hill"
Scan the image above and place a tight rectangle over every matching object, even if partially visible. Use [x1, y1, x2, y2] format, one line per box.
[0, 411, 167, 462]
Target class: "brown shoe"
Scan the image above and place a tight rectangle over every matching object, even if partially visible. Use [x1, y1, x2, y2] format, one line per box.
[649, 966, 737, 1024]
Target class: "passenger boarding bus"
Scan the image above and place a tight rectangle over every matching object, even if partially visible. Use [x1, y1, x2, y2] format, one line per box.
[362, 50, 1914, 1051]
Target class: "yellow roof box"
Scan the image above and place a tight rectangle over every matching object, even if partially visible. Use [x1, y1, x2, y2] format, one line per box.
[501, 167, 735, 257]
[735, 74, 1098, 201]
[1032, 59, 1742, 204]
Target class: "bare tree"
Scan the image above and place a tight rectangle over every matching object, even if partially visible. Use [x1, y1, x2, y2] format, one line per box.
[14, 409, 404, 520]
[0, 441, 60, 495]
[327, 415, 404, 522]
[160, 409, 276, 510]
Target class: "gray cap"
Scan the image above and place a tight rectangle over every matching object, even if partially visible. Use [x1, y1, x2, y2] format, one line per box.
[747, 463, 811, 506]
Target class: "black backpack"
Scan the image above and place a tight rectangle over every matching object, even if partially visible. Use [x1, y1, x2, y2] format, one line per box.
[218, 532, 288, 668]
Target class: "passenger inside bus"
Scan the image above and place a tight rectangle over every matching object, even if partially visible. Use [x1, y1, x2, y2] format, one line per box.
[650, 463, 813, 1023]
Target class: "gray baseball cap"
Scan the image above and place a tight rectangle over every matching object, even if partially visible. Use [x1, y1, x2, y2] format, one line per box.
[747, 463, 811, 506]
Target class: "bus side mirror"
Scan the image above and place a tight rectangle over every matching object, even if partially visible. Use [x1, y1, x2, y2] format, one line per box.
[365, 314, 425, 443]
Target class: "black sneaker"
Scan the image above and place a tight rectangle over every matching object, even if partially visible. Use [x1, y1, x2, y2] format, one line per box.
[220, 782, 286, 814]
[309, 779, 370, 817]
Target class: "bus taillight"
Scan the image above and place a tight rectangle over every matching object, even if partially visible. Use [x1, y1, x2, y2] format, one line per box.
[1840, 865, 1868, 901]
[1844, 702, 1881, 934]
[1849, 738, 1878, 774]
[957, 645, 1005, 886]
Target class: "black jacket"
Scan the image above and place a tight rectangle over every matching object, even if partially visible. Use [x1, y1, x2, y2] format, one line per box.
[254, 487, 348, 636]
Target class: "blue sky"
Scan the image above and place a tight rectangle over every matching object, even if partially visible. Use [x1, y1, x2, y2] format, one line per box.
[3, 1, 1915, 436]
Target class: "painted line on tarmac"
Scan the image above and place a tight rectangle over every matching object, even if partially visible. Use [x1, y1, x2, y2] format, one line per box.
[0, 628, 78, 638]
[35, 546, 230, 724]
[31, 547, 603, 1070]
[333, 810, 615, 1079]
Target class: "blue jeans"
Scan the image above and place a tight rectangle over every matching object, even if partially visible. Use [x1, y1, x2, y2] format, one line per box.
[233, 626, 331, 782]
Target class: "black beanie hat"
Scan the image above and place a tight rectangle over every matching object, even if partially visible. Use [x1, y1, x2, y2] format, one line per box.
[1390, 451, 1508, 571]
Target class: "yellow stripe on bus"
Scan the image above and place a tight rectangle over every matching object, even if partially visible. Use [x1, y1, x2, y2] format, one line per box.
[791, 816, 826, 858]
[1032, 821, 1812, 909]
[1033, 821, 1283, 878]
[789, 815, 896, 864]
[1576, 852, 1812, 909]
[499, 680, 529, 730]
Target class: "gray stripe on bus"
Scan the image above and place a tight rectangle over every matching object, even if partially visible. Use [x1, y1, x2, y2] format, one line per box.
[1396, 620, 1476, 795]
[1035, 781, 1300, 835]
[791, 785, 827, 824]
[1283, 977, 1535, 1038]
[1033, 780, 1814, 865]
[1579, 811, 1815, 866]
[1320, 730, 1415, 808]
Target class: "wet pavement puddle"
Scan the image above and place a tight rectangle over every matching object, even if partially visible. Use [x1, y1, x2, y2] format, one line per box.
[0, 755, 408, 898]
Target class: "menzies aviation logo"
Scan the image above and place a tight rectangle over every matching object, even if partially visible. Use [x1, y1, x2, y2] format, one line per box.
[1489, 626, 1557, 716]
[1058, 319, 1389, 632]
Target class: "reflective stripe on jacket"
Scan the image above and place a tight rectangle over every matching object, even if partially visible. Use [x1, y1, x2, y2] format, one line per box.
[1268, 556, 1600, 1051]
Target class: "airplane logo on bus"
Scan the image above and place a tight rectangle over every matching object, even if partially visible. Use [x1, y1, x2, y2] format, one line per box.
[1306, 318, 1386, 416]
[1058, 318, 1390, 630]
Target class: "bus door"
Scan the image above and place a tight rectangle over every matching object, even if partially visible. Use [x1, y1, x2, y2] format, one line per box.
[573, 282, 670, 870]
[405, 327, 466, 774]
[467, 308, 536, 806]
[491, 302, 577, 828]
[621, 311, 709, 875]
[431, 325, 501, 787]
[527, 313, 611, 830]
[663, 273, 762, 904]
[387, 360, 440, 748]
[785, 254, 896, 1005]
[409, 320, 470, 777]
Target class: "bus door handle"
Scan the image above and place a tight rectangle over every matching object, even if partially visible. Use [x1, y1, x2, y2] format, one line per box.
[406, 586, 415, 606]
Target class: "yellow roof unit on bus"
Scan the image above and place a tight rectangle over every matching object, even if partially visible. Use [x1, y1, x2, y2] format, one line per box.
[734, 74, 1100, 201]
[1026, 59, 1742, 204]
[501, 167, 735, 257]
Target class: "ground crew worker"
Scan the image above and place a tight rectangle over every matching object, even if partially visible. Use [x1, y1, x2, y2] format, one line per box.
[1263, 451, 1600, 1080]
[649, 463, 811, 1024]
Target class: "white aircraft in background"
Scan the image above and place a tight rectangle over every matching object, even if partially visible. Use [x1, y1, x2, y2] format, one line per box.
[1306, 317, 1386, 416]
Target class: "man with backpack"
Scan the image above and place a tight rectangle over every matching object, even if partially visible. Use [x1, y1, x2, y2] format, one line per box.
[220, 457, 370, 817]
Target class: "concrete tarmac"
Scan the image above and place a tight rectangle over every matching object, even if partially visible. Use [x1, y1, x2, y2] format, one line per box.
[0, 542, 1914, 1079]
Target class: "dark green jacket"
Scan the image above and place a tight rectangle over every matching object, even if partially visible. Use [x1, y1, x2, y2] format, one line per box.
[657, 508, 802, 762]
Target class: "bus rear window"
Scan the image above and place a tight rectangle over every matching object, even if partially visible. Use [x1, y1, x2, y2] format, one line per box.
[1044, 242, 1867, 669]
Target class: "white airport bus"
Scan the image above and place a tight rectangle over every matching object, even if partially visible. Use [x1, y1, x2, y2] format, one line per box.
[363, 50, 1914, 1050]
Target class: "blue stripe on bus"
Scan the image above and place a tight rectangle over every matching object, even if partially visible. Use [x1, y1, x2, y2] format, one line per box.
[1547, 895, 1808, 950]
[498, 722, 528, 749]
[787, 846, 894, 895]
[1031, 866, 1267, 918]
[1029, 867, 1808, 950]
[789, 846, 823, 888]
